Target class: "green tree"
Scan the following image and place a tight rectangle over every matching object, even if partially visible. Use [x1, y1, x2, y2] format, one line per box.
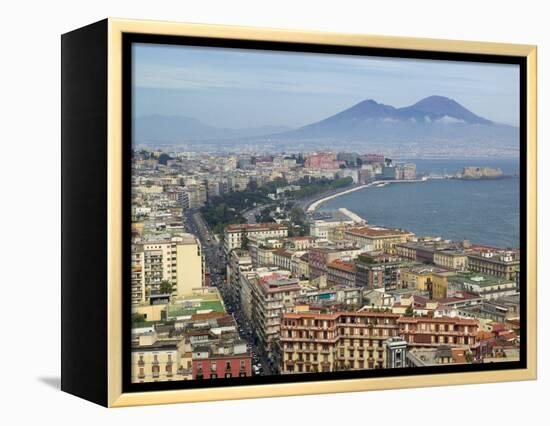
[289, 206, 306, 225]
[159, 280, 173, 295]
[132, 313, 146, 323]
[404, 304, 414, 317]
[241, 234, 250, 250]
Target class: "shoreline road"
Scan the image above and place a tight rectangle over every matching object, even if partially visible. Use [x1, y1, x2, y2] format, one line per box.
[306, 184, 369, 213]
[305, 178, 429, 213]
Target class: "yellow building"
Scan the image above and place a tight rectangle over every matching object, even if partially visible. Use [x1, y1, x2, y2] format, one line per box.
[433, 249, 468, 271]
[175, 234, 204, 296]
[344, 226, 414, 253]
[432, 271, 456, 299]
[133, 303, 166, 322]
[131, 233, 204, 303]
[400, 265, 455, 296]
[132, 332, 191, 383]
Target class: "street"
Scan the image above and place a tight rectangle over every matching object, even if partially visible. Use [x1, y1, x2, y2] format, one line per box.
[184, 209, 273, 376]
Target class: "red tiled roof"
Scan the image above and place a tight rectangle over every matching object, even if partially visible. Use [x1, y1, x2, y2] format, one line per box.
[398, 316, 478, 325]
[273, 248, 293, 259]
[477, 331, 496, 340]
[190, 312, 227, 321]
[346, 226, 412, 237]
[491, 323, 506, 332]
[328, 259, 357, 273]
[283, 311, 400, 320]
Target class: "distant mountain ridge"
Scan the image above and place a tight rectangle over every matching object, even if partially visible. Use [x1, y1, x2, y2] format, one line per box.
[273, 95, 519, 155]
[134, 114, 292, 144]
[322, 96, 491, 125]
[396, 96, 492, 124]
[135, 96, 518, 157]
[281, 95, 506, 140]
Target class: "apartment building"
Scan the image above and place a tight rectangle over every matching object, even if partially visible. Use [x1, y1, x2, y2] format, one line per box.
[131, 249, 145, 304]
[272, 249, 293, 271]
[250, 272, 302, 360]
[280, 311, 401, 373]
[131, 234, 204, 302]
[433, 249, 468, 271]
[310, 219, 354, 239]
[131, 332, 187, 383]
[308, 246, 362, 280]
[192, 340, 252, 379]
[398, 317, 479, 348]
[355, 251, 413, 291]
[395, 240, 465, 263]
[345, 226, 414, 252]
[226, 249, 253, 304]
[224, 223, 288, 252]
[467, 250, 520, 281]
[448, 272, 518, 300]
[291, 251, 309, 279]
[399, 265, 455, 298]
[326, 259, 357, 287]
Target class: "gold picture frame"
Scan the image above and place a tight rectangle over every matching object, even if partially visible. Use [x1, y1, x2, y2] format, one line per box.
[61, 18, 537, 407]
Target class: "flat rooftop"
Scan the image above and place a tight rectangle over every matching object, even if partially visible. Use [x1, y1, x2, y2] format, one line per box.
[346, 226, 412, 238]
[449, 272, 514, 287]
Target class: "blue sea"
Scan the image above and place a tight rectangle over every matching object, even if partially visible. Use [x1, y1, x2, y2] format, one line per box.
[320, 158, 520, 248]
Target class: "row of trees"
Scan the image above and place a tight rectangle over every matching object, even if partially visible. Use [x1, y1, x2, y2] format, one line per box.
[201, 176, 353, 236]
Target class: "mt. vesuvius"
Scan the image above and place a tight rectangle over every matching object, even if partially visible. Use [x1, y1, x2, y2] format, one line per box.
[278, 95, 514, 142]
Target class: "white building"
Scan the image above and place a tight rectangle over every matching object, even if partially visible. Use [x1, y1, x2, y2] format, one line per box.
[224, 223, 288, 252]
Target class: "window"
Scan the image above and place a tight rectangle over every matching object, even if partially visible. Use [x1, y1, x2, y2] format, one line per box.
[152, 365, 160, 377]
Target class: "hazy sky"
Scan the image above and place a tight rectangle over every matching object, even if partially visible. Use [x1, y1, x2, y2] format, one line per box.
[133, 43, 520, 129]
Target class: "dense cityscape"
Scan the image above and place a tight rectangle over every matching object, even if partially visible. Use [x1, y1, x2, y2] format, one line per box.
[131, 150, 520, 383]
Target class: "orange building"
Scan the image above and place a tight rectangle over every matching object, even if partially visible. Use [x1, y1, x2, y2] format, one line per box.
[398, 317, 478, 348]
[280, 311, 401, 373]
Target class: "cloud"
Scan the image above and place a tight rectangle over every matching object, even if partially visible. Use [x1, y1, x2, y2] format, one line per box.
[437, 115, 466, 124]
[132, 43, 520, 126]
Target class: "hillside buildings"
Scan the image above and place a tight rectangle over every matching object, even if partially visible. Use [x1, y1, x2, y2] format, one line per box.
[131, 148, 522, 382]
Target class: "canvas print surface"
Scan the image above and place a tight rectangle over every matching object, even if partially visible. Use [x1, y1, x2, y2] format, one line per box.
[130, 43, 521, 384]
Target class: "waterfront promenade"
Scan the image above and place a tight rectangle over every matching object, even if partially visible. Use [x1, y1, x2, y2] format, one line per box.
[306, 177, 428, 212]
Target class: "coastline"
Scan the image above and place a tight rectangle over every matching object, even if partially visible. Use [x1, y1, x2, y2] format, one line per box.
[338, 208, 365, 223]
[306, 178, 427, 213]
[306, 176, 519, 248]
